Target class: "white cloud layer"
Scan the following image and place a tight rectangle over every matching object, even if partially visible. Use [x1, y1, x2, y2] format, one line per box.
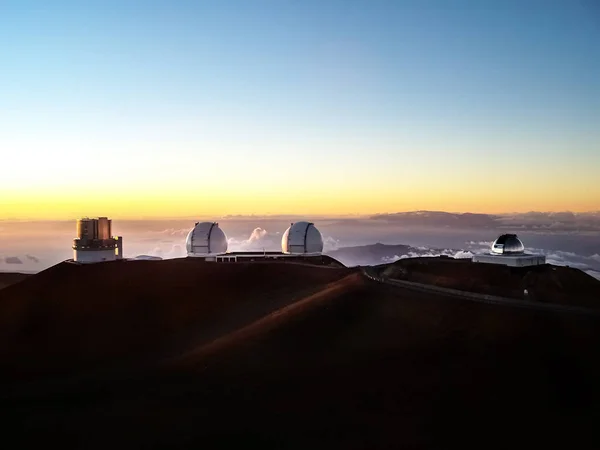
[227, 227, 281, 251]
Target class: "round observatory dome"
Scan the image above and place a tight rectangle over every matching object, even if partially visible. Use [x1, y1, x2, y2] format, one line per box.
[490, 234, 525, 255]
[281, 222, 324, 254]
[186, 222, 228, 256]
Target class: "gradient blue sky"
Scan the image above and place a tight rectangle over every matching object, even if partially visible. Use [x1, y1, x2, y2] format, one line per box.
[1, 0, 599, 218]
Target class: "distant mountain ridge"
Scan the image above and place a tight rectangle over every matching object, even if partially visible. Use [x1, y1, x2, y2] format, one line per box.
[369, 211, 498, 228]
[366, 210, 600, 232]
[326, 242, 465, 267]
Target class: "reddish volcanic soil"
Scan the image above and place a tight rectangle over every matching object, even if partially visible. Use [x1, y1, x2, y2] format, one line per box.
[382, 257, 600, 308]
[0, 259, 599, 449]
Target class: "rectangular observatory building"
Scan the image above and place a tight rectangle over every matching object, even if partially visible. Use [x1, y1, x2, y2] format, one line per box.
[472, 254, 546, 267]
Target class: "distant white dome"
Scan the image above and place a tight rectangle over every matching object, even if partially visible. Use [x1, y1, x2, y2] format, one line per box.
[186, 222, 228, 256]
[281, 222, 323, 254]
[490, 234, 525, 255]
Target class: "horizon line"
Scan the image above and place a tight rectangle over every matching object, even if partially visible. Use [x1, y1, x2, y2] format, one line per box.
[1, 209, 599, 222]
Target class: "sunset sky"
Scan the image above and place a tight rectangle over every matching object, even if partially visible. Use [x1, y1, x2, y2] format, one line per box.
[1, 0, 599, 219]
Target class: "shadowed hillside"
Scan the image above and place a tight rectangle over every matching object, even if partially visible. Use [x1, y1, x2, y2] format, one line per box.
[380, 257, 600, 309]
[0, 259, 352, 381]
[0, 260, 599, 449]
[0, 272, 30, 290]
[161, 279, 600, 449]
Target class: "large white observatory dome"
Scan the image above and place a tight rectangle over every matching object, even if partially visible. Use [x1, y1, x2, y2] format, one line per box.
[490, 234, 525, 255]
[186, 222, 228, 256]
[281, 222, 324, 254]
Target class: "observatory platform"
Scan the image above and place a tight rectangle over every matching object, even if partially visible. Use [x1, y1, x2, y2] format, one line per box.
[472, 234, 545, 267]
[210, 252, 343, 267]
[472, 254, 546, 267]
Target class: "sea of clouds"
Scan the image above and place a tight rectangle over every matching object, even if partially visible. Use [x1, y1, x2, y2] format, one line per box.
[1, 216, 599, 280]
[373, 242, 600, 280]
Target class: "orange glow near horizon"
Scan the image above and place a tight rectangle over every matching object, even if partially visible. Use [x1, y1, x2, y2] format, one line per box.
[2, 1, 600, 222]
[2, 180, 598, 220]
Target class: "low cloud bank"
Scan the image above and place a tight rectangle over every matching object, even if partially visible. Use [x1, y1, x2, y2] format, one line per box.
[323, 236, 340, 252]
[368, 211, 600, 233]
[228, 228, 281, 252]
[587, 270, 600, 280]
[227, 228, 340, 253]
[530, 249, 600, 280]
[146, 244, 186, 259]
[0, 254, 42, 273]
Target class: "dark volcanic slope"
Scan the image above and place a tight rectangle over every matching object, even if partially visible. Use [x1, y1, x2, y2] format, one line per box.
[163, 279, 600, 449]
[0, 272, 30, 290]
[1, 262, 599, 449]
[0, 259, 352, 380]
[382, 257, 600, 309]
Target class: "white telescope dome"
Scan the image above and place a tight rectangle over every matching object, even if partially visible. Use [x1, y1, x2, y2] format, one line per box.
[281, 221, 323, 254]
[186, 222, 228, 256]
